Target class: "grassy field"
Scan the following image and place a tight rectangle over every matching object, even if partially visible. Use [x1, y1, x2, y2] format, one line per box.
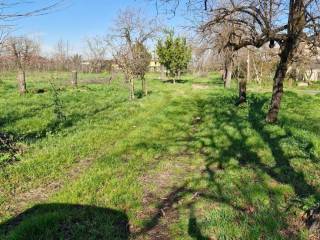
[0, 71, 320, 239]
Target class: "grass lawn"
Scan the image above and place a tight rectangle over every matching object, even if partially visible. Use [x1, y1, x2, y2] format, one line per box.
[0, 71, 320, 239]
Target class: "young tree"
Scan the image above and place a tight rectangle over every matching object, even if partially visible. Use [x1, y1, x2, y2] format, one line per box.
[4, 36, 40, 94]
[107, 8, 159, 100]
[85, 36, 107, 73]
[207, 24, 237, 88]
[132, 42, 152, 96]
[156, 32, 191, 84]
[53, 39, 70, 71]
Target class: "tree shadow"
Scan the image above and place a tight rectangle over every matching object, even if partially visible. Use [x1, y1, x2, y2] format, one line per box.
[0, 203, 129, 240]
[1, 101, 122, 144]
[162, 79, 188, 84]
[247, 95, 318, 199]
[134, 92, 319, 238]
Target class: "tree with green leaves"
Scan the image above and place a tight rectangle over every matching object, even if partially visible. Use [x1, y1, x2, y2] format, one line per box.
[157, 32, 191, 84]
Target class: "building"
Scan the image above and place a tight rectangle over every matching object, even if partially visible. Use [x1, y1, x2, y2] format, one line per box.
[306, 61, 320, 81]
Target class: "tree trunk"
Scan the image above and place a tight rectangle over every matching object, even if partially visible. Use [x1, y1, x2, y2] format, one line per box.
[142, 77, 147, 96]
[129, 79, 135, 100]
[236, 78, 247, 105]
[266, 0, 305, 123]
[246, 49, 250, 83]
[71, 70, 78, 87]
[17, 70, 26, 95]
[265, 51, 291, 123]
[160, 65, 165, 80]
[224, 59, 232, 88]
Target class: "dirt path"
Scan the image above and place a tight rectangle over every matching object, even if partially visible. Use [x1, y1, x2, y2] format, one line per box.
[131, 116, 203, 240]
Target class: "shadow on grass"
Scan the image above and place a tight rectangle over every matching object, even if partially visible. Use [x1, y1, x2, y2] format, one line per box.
[162, 79, 189, 84]
[191, 75, 224, 86]
[135, 92, 319, 239]
[0, 203, 129, 240]
[1, 99, 126, 144]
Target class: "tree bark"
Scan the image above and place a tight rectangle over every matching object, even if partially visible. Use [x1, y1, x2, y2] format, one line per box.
[142, 77, 147, 96]
[17, 70, 26, 95]
[71, 70, 78, 87]
[266, 0, 305, 123]
[224, 59, 232, 88]
[160, 65, 165, 80]
[246, 49, 250, 83]
[129, 79, 135, 100]
[236, 78, 247, 105]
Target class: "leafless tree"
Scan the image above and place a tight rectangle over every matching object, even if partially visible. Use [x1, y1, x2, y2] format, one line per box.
[70, 54, 82, 71]
[53, 39, 70, 71]
[4, 36, 40, 94]
[195, 22, 237, 88]
[85, 36, 108, 73]
[107, 8, 160, 100]
[189, 36, 220, 77]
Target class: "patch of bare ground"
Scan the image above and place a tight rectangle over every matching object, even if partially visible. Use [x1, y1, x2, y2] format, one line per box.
[1, 157, 94, 222]
[130, 116, 204, 239]
[192, 84, 209, 90]
[132, 149, 200, 239]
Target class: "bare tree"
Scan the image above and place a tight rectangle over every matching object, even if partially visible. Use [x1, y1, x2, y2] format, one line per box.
[196, 22, 237, 88]
[85, 36, 107, 73]
[4, 36, 40, 94]
[107, 8, 159, 100]
[53, 39, 70, 71]
[70, 54, 82, 71]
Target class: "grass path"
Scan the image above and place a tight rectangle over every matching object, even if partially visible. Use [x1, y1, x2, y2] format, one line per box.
[1, 73, 320, 239]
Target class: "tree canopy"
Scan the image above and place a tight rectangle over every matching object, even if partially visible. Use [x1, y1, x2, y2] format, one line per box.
[157, 32, 191, 81]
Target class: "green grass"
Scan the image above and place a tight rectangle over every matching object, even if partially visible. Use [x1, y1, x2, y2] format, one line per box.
[0, 71, 319, 239]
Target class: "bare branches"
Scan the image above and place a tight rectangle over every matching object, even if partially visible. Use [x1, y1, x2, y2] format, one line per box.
[3, 36, 40, 70]
[85, 36, 107, 73]
[111, 8, 160, 46]
[107, 8, 159, 99]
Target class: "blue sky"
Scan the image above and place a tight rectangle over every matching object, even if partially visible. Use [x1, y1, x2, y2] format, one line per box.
[13, 0, 186, 55]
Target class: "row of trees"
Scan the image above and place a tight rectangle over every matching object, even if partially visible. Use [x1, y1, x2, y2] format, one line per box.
[0, 5, 193, 99]
[0, 38, 113, 73]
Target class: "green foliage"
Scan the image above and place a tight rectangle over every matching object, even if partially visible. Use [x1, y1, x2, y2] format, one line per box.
[49, 78, 66, 126]
[156, 31, 191, 78]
